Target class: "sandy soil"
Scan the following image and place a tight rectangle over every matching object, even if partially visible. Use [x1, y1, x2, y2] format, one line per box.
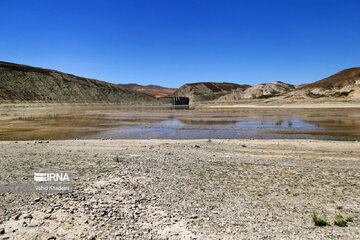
[207, 102, 360, 109]
[204, 96, 360, 109]
[0, 139, 360, 239]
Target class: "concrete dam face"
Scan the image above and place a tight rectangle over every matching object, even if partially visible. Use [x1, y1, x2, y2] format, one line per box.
[157, 97, 189, 105]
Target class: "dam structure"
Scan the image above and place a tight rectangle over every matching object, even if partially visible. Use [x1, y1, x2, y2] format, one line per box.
[157, 97, 189, 105]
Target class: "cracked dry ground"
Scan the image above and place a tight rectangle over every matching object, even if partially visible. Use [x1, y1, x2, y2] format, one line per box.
[0, 139, 360, 239]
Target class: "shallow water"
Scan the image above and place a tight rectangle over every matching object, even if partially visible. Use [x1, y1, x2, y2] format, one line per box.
[85, 107, 360, 141]
[1, 106, 360, 140]
[88, 119, 326, 140]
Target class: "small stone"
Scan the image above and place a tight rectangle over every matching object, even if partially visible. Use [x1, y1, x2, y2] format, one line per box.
[47, 237, 56, 240]
[241, 144, 246, 147]
[88, 235, 96, 240]
[23, 213, 33, 219]
[0, 228, 5, 234]
[44, 214, 51, 220]
[46, 208, 54, 213]
[194, 145, 200, 148]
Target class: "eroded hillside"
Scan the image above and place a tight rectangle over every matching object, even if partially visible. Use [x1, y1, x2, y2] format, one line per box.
[0, 61, 158, 104]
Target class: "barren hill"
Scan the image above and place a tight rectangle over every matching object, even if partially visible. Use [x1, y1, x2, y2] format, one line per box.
[0, 61, 158, 104]
[118, 83, 176, 97]
[217, 81, 295, 101]
[174, 82, 250, 103]
[244, 81, 295, 97]
[287, 68, 360, 99]
[301, 68, 360, 91]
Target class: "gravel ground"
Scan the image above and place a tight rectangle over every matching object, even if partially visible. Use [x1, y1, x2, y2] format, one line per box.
[0, 139, 360, 239]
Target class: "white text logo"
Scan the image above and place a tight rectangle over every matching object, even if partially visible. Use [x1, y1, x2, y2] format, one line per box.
[34, 173, 71, 182]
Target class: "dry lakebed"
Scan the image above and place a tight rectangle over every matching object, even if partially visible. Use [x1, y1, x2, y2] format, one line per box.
[0, 139, 359, 239]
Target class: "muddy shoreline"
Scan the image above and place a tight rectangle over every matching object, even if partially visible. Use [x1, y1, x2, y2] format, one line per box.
[2, 104, 360, 141]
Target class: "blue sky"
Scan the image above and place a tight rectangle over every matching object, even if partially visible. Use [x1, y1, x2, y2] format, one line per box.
[1, 0, 360, 88]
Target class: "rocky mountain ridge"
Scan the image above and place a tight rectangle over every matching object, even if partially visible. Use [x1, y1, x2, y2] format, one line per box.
[217, 81, 295, 102]
[0, 61, 158, 104]
[2, 61, 360, 104]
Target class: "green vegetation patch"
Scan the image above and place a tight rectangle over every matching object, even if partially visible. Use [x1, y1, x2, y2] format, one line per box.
[312, 211, 329, 227]
[334, 214, 353, 227]
[306, 92, 326, 99]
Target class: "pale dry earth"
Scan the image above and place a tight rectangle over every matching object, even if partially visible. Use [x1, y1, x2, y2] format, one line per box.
[200, 95, 360, 108]
[0, 139, 360, 239]
[206, 102, 360, 109]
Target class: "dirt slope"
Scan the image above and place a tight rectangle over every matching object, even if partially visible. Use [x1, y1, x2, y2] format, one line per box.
[301, 68, 360, 90]
[0, 61, 158, 104]
[286, 68, 360, 99]
[244, 81, 295, 97]
[118, 83, 176, 97]
[217, 81, 295, 101]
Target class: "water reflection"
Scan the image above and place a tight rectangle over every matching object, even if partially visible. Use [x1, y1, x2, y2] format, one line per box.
[263, 120, 360, 138]
[177, 119, 238, 125]
[89, 117, 360, 141]
[1, 106, 360, 140]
